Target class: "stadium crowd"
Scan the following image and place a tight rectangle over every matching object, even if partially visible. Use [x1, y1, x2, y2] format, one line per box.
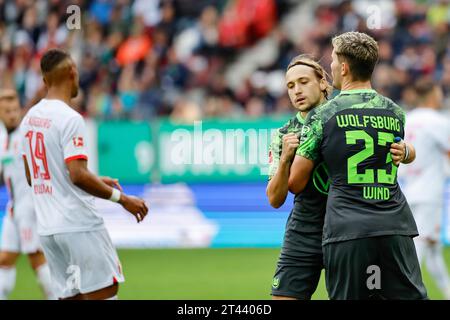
[0, 0, 450, 122]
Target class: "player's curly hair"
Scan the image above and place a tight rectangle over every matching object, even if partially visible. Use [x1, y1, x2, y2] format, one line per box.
[332, 31, 379, 81]
[287, 54, 333, 100]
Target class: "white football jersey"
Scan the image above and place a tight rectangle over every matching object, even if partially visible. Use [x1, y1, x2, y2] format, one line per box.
[399, 108, 450, 205]
[2, 129, 34, 213]
[19, 99, 105, 236]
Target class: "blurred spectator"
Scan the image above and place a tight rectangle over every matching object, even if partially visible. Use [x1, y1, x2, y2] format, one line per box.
[132, 0, 161, 28]
[116, 17, 152, 66]
[218, 0, 277, 48]
[170, 97, 202, 123]
[426, 0, 450, 27]
[174, 5, 219, 61]
[1, 0, 450, 122]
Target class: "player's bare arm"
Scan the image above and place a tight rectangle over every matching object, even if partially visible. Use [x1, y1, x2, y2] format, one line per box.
[266, 133, 299, 208]
[23, 155, 32, 187]
[288, 155, 315, 194]
[100, 176, 123, 191]
[66, 159, 149, 223]
[287, 140, 414, 195]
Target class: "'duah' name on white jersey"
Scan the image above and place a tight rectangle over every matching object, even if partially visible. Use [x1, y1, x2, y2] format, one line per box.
[19, 99, 105, 236]
[399, 107, 450, 205]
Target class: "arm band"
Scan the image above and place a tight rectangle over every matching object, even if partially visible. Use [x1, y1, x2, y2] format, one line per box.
[403, 144, 410, 162]
[109, 188, 121, 202]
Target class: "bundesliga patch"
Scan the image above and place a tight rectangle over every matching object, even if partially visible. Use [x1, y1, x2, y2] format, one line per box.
[72, 137, 84, 147]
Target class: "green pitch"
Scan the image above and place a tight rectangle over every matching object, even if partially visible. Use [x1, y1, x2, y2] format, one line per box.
[9, 247, 450, 300]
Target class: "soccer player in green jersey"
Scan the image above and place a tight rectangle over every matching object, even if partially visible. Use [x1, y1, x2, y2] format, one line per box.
[266, 54, 412, 300]
[267, 55, 332, 300]
[289, 32, 427, 300]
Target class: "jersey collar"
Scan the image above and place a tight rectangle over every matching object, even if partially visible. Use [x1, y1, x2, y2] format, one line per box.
[296, 112, 305, 124]
[339, 88, 377, 95]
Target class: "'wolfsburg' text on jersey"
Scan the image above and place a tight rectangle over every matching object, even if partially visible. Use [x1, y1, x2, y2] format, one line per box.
[297, 89, 418, 244]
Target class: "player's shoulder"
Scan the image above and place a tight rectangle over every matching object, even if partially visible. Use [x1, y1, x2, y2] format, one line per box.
[279, 113, 302, 135]
[53, 100, 82, 118]
[423, 109, 450, 128]
[278, 117, 292, 135]
[26, 99, 81, 119]
[51, 102, 84, 129]
[10, 127, 21, 139]
[372, 93, 406, 123]
[306, 98, 339, 124]
[379, 94, 403, 111]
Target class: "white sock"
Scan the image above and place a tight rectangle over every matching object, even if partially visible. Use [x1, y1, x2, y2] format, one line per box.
[425, 243, 450, 300]
[105, 295, 118, 300]
[0, 267, 16, 300]
[36, 263, 55, 300]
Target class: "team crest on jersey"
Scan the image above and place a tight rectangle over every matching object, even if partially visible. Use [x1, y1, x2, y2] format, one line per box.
[301, 125, 311, 135]
[272, 277, 280, 289]
[312, 162, 330, 195]
[73, 137, 84, 147]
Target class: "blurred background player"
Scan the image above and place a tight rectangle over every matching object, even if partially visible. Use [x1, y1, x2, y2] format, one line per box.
[20, 49, 148, 300]
[0, 89, 53, 300]
[400, 79, 450, 300]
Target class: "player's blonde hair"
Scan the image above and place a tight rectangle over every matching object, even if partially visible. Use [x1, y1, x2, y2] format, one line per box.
[332, 31, 379, 81]
[287, 54, 332, 100]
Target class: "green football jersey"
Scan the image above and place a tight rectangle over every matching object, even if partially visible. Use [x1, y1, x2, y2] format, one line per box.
[297, 89, 418, 244]
[268, 112, 327, 232]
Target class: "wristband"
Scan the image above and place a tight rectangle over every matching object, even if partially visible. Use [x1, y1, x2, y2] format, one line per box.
[109, 188, 121, 202]
[403, 144, 410, 162]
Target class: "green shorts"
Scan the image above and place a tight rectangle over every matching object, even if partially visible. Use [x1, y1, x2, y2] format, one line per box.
[271, 215, 324, 300]
[323, 235, 428, 300]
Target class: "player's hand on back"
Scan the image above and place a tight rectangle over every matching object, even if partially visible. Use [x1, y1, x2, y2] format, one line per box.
[281, 133, 299, 163]
[390, 141, 406, 166]
[101, 176, 123, 191]
[119, 194, 149, 223]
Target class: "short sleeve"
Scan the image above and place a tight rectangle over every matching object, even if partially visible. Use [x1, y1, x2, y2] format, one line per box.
[268, 129, 282, 180]
[62, 115, 89, 163]
[296, 111, 323, 162]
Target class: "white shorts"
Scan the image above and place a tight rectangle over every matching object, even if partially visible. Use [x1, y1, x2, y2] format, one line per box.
[40, 228, 124, 299]
[0, 201, 42, 254]
[410, 203, 443, 242]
